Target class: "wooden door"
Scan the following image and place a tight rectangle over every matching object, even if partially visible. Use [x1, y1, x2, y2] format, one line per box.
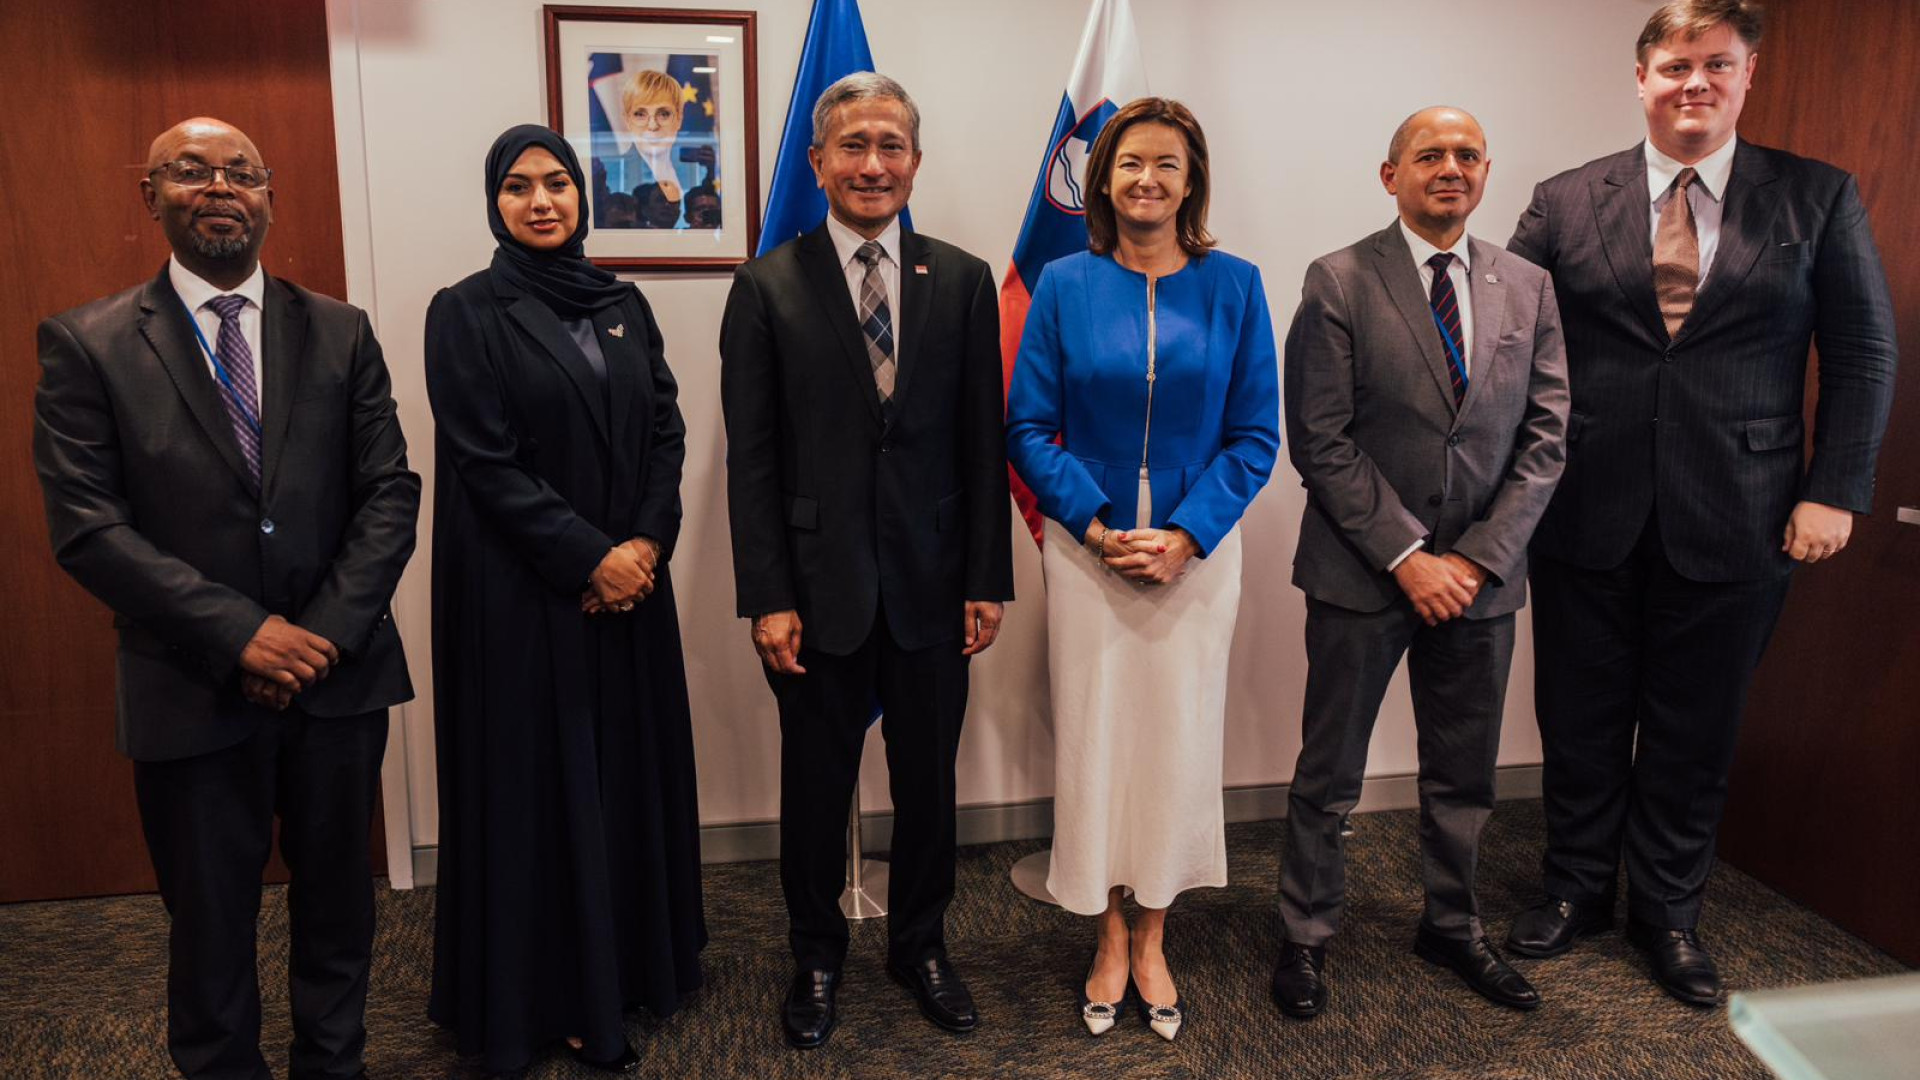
[1718, 0, 1920, 965]
[0, 0, 378, 902]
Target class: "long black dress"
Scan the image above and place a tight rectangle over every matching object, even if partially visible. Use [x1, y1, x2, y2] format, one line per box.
[424, 267, 705, 1074]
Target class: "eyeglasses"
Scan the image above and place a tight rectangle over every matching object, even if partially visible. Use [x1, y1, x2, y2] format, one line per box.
[148, 160, 273, 191]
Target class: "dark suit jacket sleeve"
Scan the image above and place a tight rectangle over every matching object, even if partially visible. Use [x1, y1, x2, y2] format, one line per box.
[719, 266, 796, 617]
[424, 287, 614, 593]
[1803, 174, 1899, 513]
[1283, 260, 1430, 569]
[631, 294, 687, 558]
[960, 259, 1015, 601]
[1508, 181, 1557, 271]
[33, 316, 267, 677]
[1450, 275, 1571, 585]
[294, 310, 420, 655]
[1167, 265, 1281, 556]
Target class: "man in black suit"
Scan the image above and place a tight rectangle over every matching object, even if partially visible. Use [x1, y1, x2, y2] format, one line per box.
[720, 73, 1013, 1048]
[33, 118, 418, 1079]
[1505, 1, 1897, 1005]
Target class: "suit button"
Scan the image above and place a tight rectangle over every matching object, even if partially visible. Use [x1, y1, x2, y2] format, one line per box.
[260, 518, 276, 535]
[1427, 494, 1443, 507]
[1447, 434, 1462, 447]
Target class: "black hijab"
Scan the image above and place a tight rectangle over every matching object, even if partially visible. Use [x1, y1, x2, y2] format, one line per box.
[484, 124, 631, 318]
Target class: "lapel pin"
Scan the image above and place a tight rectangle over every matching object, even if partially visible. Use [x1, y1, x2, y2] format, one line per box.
[1485, 273, 1498, 284]
[607, 323, 626, 338]
[914, 265, 929, 275]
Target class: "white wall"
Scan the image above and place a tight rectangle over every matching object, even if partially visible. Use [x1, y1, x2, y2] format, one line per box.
[327, 0, 1658, 851]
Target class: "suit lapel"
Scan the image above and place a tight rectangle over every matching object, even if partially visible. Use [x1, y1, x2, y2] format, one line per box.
[502, 287, 610, 444]
[1593, 144, 1668, 345]
[257, 277, 305, 498]
[796, 225, 885, 428]
[1679, 140, 1780, 342]
[1459, 237, 1508, 425]
[888, 231, 935, 425]
[136, 271, 254, 490]
[594, 300, 641, 454]
[1370, 223, 1458, 415]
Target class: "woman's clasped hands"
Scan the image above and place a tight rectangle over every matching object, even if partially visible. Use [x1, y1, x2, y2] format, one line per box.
[1098, 526, 1199, 586]
[583, 537, 661, 613]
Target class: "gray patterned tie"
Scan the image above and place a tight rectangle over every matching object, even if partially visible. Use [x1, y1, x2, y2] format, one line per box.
[853, 241, 896, 402]
[206, 294, 262, 491]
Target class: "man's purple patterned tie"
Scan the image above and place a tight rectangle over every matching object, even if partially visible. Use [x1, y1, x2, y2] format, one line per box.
[206, 294, 262, 491]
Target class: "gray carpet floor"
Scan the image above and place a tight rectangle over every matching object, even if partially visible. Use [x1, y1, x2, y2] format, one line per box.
[0, 800, 1906, 1078]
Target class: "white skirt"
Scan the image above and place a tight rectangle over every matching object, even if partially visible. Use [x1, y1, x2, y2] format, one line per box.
[1042, 476, 1244, 915]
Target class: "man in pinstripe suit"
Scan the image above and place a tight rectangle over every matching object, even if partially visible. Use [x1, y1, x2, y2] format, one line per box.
[1504, 0, 1897, 1006]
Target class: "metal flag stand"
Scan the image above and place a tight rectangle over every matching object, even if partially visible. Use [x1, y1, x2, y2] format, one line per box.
[1010, 848, 1057, 905]
[839, 785, 889, 919]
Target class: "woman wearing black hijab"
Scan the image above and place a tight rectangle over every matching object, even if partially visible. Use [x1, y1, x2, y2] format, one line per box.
[425, 125, 705, 1076]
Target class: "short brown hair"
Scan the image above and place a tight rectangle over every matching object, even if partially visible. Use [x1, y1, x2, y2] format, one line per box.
[1083, 97, 1215, 258]
[1636, 0, 1764, 62]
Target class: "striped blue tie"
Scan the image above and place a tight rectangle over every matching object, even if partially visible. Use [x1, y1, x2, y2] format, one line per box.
[206, 294, 263, 491]
[1426, 253, 1467, 405]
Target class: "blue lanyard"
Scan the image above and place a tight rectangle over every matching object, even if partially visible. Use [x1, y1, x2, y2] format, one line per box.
[1429, 304, 1468, 382]
[182, 301, 262, 436]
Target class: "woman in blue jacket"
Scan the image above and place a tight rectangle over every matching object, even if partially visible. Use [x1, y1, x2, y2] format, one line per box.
[1007, 97, 1279, 1042]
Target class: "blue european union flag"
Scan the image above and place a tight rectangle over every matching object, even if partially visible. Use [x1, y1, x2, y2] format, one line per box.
[757, 0, 909, 256]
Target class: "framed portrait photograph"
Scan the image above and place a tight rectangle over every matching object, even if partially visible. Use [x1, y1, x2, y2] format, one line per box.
[544, 6, 760, 270]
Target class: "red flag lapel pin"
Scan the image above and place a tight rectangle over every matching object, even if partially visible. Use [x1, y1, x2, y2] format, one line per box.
[914, 265, 929, 275]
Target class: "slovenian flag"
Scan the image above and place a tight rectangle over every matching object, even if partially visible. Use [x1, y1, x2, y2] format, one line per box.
[757, 0, 909, 256]
[1000, 0, 1149, 545]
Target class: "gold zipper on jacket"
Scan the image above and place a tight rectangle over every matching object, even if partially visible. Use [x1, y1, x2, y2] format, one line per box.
[1140, 275, 1157, 479]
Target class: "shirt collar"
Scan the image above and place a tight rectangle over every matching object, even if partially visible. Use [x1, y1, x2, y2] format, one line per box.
[1646, 134, 1737, 204]
[168, 255, 267, 315]
[1399, 218, 1472, 273]
[825, 212, 901, 271]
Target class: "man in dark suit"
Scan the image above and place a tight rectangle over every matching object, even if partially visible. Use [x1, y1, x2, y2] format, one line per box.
[33, 118, 418, 1080]
[720, 74, 1013, 1049]
[1275, 106, 1569, 1017]
[1505, 0, 1897, 1006]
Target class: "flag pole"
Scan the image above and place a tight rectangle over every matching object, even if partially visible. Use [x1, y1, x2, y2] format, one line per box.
[840, 773, 889, 919]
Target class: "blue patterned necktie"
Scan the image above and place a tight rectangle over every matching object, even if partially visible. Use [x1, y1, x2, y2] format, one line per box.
[205, 294, 262, 490]
[854, 241, 896, 403]
[1426, 252, 1468, 405]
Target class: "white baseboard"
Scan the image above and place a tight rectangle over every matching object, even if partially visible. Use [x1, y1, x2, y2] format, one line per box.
[405, 765, 1543, 889]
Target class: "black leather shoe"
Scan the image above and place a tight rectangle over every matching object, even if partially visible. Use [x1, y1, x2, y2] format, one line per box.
[1270, 940, 1328, 1018]
[782, 968, 841, 1049]
[1413, 929, 1542, 1010]
[570, 1040, 640, 1073]
[1506, 895, 1614, 958]
[888, 955, 979, 1033]
[1627, 921, 1722, 1007]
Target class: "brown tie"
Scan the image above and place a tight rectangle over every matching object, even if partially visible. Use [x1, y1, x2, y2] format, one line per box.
[1653, 167, 1699, 339]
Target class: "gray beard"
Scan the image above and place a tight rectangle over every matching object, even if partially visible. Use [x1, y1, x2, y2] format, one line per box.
[190, 229, 251, 260]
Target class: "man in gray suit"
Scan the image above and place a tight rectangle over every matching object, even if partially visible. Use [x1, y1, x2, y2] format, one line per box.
[1504, 0, 1897, 1007]
[1273, 106, 1569, 1017]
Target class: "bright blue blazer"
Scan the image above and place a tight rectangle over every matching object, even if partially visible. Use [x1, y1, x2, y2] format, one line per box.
[1007, 250, 1280, 555]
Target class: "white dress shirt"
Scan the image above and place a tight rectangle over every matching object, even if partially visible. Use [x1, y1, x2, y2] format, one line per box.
[1387, 220, 1477, 572]
[169, 256, 266, 395]
[1646, 135, 1737, 287]
[825, 212, 902, 335]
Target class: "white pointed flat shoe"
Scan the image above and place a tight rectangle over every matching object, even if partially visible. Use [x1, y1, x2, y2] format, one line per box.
[1079, 956, 1129, 1036]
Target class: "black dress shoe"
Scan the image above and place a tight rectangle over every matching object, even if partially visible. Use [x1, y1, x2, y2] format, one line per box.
[782, 968, 841, 1049]
[1270, 940, 1328, 1019]
[570, 1040, 640, 1073]
[888, 955, 979, 1033]
[1506, 895, 1615, 958]
[1627, 921, 1722, 1007]
[1413, 929, 1542, 1011]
